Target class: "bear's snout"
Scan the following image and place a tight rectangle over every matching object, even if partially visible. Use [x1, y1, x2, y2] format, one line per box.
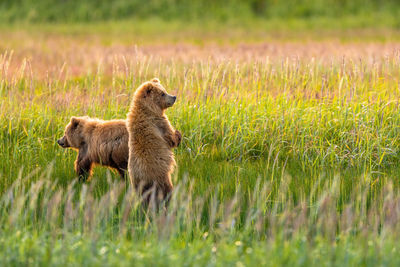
[166, 95, 177, 107]
[57, 136, 69, 148]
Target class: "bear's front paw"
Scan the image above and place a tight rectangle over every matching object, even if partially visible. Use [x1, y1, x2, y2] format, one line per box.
[78, 174, 88, 183]
[175, 130, 182, 146]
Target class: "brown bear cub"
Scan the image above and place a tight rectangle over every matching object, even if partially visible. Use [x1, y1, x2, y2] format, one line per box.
[57, 116, 129, 181]
[127, 78, 181, 204]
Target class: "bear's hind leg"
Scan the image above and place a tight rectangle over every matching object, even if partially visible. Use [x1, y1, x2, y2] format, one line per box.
[116, 167, 126, 179]
[159, 182, 173, 205]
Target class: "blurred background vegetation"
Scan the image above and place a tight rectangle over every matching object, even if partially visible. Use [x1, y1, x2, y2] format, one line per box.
[1, 0, 400, 26]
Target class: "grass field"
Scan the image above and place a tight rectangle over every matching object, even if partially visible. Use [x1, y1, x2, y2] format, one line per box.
[1, 23, 400, 265]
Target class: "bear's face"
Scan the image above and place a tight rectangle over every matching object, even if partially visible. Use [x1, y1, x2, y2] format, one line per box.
[57, 117, 86, 149]
[135, 78, 176, 112]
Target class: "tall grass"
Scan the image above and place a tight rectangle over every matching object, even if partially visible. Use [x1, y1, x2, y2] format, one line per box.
[1, 39, 400, 264]
[1, 169, 400, 265]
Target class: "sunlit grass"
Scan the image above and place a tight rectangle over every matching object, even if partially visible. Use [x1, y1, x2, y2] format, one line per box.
[1, 37, 400, 265]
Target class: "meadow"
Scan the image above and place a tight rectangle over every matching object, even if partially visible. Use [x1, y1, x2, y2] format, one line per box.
[1, 23, 400, 265]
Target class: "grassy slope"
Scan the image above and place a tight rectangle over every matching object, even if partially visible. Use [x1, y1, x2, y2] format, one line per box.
[1, 24, 400, 265]
[2, 16, 400, 44]
[1, 0, 399, 25]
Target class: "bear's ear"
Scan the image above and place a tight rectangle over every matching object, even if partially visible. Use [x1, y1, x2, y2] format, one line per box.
[145, 88, 152, 97]
[70, 117, 80, 128]
[143, 84, 153, 98]
[152, 78, 160, 83]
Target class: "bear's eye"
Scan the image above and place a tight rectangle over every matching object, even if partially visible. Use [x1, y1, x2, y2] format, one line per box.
[161, 93, 165, 97]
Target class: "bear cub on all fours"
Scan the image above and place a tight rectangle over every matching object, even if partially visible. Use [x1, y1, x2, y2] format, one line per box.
[127, 78, 181, 203]
[57, 116, 129, 181]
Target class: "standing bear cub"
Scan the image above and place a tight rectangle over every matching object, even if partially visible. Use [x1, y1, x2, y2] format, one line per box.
[57, 116, 129, 180]
[127, 78, 181, 203]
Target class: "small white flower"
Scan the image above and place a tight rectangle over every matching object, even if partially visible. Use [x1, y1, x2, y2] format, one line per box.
[99, 246, 107, 255]
[235, 241, 242, 246]
[203, 232, 209, 239]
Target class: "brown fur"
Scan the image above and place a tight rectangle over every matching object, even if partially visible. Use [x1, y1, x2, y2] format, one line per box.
[57, 116, 129, 181]
[127, 78, 181, 204]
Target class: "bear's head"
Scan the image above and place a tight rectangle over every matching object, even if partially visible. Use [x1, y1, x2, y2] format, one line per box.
[134, 78, 177, 113]
[57, 116, 87, 149]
